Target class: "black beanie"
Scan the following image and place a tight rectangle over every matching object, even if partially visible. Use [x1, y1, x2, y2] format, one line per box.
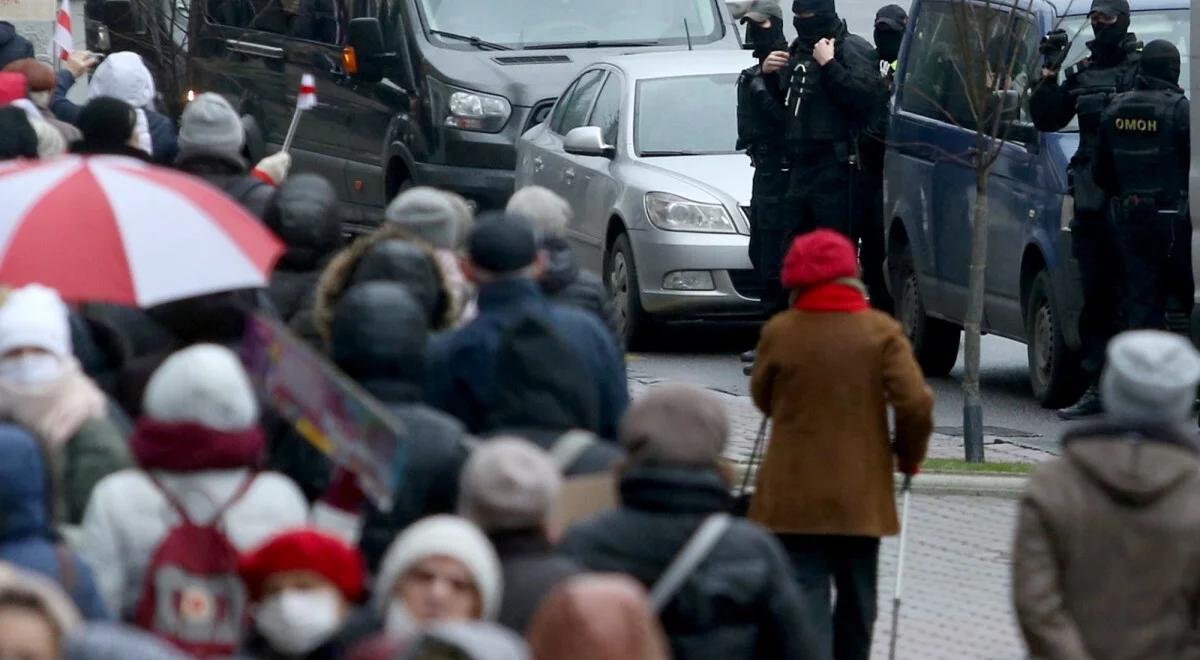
[1089, 0, 1129, 15]
[793, 0, 836, 14]
[1140, 39, 1181, 85]
[77, 96, 136, 149]
[0, 107, 37, 160]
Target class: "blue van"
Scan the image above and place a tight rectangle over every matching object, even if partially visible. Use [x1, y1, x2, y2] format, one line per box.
[885, 0, 1189, 407]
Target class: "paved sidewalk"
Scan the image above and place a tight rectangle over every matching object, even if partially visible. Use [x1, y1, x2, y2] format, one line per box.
[628, 377, 1035, 659]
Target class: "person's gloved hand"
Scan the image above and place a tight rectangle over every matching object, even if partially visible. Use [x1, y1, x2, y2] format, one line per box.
[814, 38, 836, 67]
[251, 151, 292, 185]
[65, 51, 99, 79]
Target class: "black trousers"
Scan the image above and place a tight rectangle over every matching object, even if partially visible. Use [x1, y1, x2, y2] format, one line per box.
[1169, 207, 1194, 318]
[855, 172, 892, 313]
[751, 167, 793, 315]
[1117, 204, 1180, 331]
[1071, 208, 1125, 380]
[787, 155, 855, 240]
[779, 534, 880, 660]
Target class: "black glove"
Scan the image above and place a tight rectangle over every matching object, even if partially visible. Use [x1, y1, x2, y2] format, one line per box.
[1039, 29, 1069, 70]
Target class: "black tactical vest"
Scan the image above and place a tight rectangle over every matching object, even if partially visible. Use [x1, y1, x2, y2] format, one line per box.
[1107, 88, 1186, 205]
[1066, 41, 1141, 162]
[737, 66, 787, 166]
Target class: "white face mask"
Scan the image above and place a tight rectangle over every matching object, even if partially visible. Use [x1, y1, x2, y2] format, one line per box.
[0, 354, 64, 388]
[385, 599, 420, 638]
[254, 588, 343, 655]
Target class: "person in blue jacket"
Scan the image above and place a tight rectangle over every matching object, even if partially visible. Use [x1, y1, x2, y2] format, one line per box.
[0, 423, 110, 620]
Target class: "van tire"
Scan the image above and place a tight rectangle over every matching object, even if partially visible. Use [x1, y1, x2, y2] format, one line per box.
[1025, 270, 1087, 408]
[605, 233, 655, 349]
[894, 244, 960, 377]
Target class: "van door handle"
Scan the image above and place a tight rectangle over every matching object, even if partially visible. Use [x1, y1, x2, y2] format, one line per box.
[532, 156, 544, 172]
[225, 39, 285, 60]
[564, 167, 575, 184]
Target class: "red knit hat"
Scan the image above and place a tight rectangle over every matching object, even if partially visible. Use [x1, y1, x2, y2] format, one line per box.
[238, 529, 366, 603]
[781, 229, 859, 290]
[0, 73, 27, 106]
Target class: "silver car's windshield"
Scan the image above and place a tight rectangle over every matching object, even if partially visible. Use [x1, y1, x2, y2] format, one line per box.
[636, 74, 741, 157]
[414, 0, 724, 49]
[1056, 9, 1190, 132]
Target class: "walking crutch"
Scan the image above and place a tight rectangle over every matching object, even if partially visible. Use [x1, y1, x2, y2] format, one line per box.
[888, 474, 914, 660]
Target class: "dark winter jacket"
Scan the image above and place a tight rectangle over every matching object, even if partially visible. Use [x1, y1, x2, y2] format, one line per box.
[265, 174, 343, 326]
[331, 282, 470, 571]
[561, 467, 821, 660]
[491, 530, 584, 634]
[0, 424, 110, 620]
[1014, 423, 1200, 660]
[176, 153, 275, 218]
[52, 69, 179, 164]
[539, 237, 619, 344]
[427, 278, 628, 439]
[0, 22, 34, 71]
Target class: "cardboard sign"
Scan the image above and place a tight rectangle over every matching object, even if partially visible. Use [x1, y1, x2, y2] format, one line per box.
[548, 471, 618, 537]
[240, 313, 405, 511]
[0, 0, 56, 23]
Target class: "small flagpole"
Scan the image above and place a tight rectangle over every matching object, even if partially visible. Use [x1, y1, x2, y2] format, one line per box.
[282, 109, 302, 153]
[282, 73, 315, 154]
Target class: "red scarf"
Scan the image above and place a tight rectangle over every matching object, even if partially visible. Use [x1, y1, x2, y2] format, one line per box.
[131, 419, 265, 471]
[793, 281, 870, 313]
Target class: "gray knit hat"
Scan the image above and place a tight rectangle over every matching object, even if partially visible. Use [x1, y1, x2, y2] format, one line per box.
[385, 186, 474, 250]
[178, 92, 245, 163]
[1102, 330, 1200, 425]
[620, 384, 729, 468]
[459, 437, 562, 532]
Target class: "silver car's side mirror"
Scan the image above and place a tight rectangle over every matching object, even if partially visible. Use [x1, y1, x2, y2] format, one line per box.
[563, 126, 615, 159]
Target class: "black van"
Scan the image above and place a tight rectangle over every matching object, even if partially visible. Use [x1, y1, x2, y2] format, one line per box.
[85, 0, 740, 224]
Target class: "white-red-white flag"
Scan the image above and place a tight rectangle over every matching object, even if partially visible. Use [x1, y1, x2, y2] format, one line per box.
[297, 74, 316, 110]
[54, 0, 73, 61]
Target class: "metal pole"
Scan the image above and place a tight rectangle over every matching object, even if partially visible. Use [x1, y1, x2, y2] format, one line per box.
[888, 475, 913, 660]
[281, 105, 303, 154]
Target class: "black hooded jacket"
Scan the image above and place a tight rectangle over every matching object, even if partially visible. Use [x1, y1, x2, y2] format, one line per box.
[539, 236, 620, 346]
[331, 282, 469, 571]
[265, 174, 343, 324]
[0, 22, 34, 70]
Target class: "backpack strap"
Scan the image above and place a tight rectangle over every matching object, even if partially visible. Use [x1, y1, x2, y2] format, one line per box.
[649, 513, 733, 613]
[147, 473, 258, 528]
[549, 430, 596, 472]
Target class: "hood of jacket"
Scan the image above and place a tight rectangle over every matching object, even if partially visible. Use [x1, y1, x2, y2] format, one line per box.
[87, 51, 155, 108]
[539, 237, 580, 297]
[264, 174, 342, 272]
[0, 22, 17, 48]
[1063, 422, 1200, 506]
[331, 281, 429, 399]
[526, 574, 667, 660]
[619, 466, 732, 514]
[314, 226, 455, 345]
[0, 424, 50, 542]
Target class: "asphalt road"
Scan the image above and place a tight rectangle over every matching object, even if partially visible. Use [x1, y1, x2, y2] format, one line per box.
[627, 324, 1071, 455]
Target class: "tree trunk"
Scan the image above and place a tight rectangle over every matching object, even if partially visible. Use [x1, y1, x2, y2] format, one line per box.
[963, 168, 989, 463]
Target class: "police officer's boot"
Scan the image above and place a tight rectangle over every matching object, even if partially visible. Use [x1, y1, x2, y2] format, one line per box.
[1057, 385, 1103, 420]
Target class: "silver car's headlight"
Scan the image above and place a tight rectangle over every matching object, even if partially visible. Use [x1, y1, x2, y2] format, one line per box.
[644, 192, 736, 234]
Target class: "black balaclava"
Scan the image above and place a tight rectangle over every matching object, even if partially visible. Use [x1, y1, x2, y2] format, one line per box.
[793, 0, 839, 46]
[745, 18, 787, 60]
[873, 4, 907, 62]
[1089, 0, 1131, 56]
[1139, 39, 1181, 86]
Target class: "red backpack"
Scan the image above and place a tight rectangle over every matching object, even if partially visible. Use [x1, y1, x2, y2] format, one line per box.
[133, 474, 256, 657]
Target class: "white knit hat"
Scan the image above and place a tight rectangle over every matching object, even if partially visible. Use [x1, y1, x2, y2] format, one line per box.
[374, 515, 502, 620]
[458, 437, 561, 533]
[143, 344, 259, 431]
[0, 284, 71, 357]
[1102, 330, 1200, 425]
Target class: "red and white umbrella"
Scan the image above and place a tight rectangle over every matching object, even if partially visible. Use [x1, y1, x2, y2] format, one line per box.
[0, 156, 283, 307]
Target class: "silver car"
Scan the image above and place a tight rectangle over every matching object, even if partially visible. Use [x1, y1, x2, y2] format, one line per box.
[515, 50, 758, 346]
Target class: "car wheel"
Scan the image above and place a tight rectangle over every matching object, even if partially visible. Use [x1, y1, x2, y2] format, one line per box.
[893, 243, 961, 377]
[1025, 270, 1087, 408]
[605, 233, 654, 349]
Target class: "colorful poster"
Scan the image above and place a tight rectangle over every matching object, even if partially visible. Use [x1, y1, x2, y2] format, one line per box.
[241, 313, 404, 510]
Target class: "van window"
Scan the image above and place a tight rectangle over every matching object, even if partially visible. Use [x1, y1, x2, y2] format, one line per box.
[207, 0, 347, 44]
[1057, 9, 1190, 131]
[899, 2, 1038, 130]
[589, 73, 622, 147]
[414, 0, 723, 49]
[551, 69, 605, 135]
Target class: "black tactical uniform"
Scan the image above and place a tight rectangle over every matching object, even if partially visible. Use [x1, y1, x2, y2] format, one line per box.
[737, 3, 792, 315]
[856, 4, 907, 314]
[1093, 40, 1190, 332]
[782, 0, 886, 241]
[1028, 0, 1140, 418]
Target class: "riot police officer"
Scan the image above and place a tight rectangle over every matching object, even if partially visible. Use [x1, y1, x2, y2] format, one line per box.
[1029, 0, 1141, 419]
[1093, 40, 1189, 333]
[857, 4, 907, 314]
[763, 0, 885, 241]
[737, 0, 791, 326]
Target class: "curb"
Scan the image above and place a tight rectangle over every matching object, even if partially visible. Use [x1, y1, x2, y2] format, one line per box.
[900, 472, 1028, 499]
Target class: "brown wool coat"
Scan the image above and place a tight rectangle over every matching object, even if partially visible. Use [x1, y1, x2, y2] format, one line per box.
[748, 309, 933, 537]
